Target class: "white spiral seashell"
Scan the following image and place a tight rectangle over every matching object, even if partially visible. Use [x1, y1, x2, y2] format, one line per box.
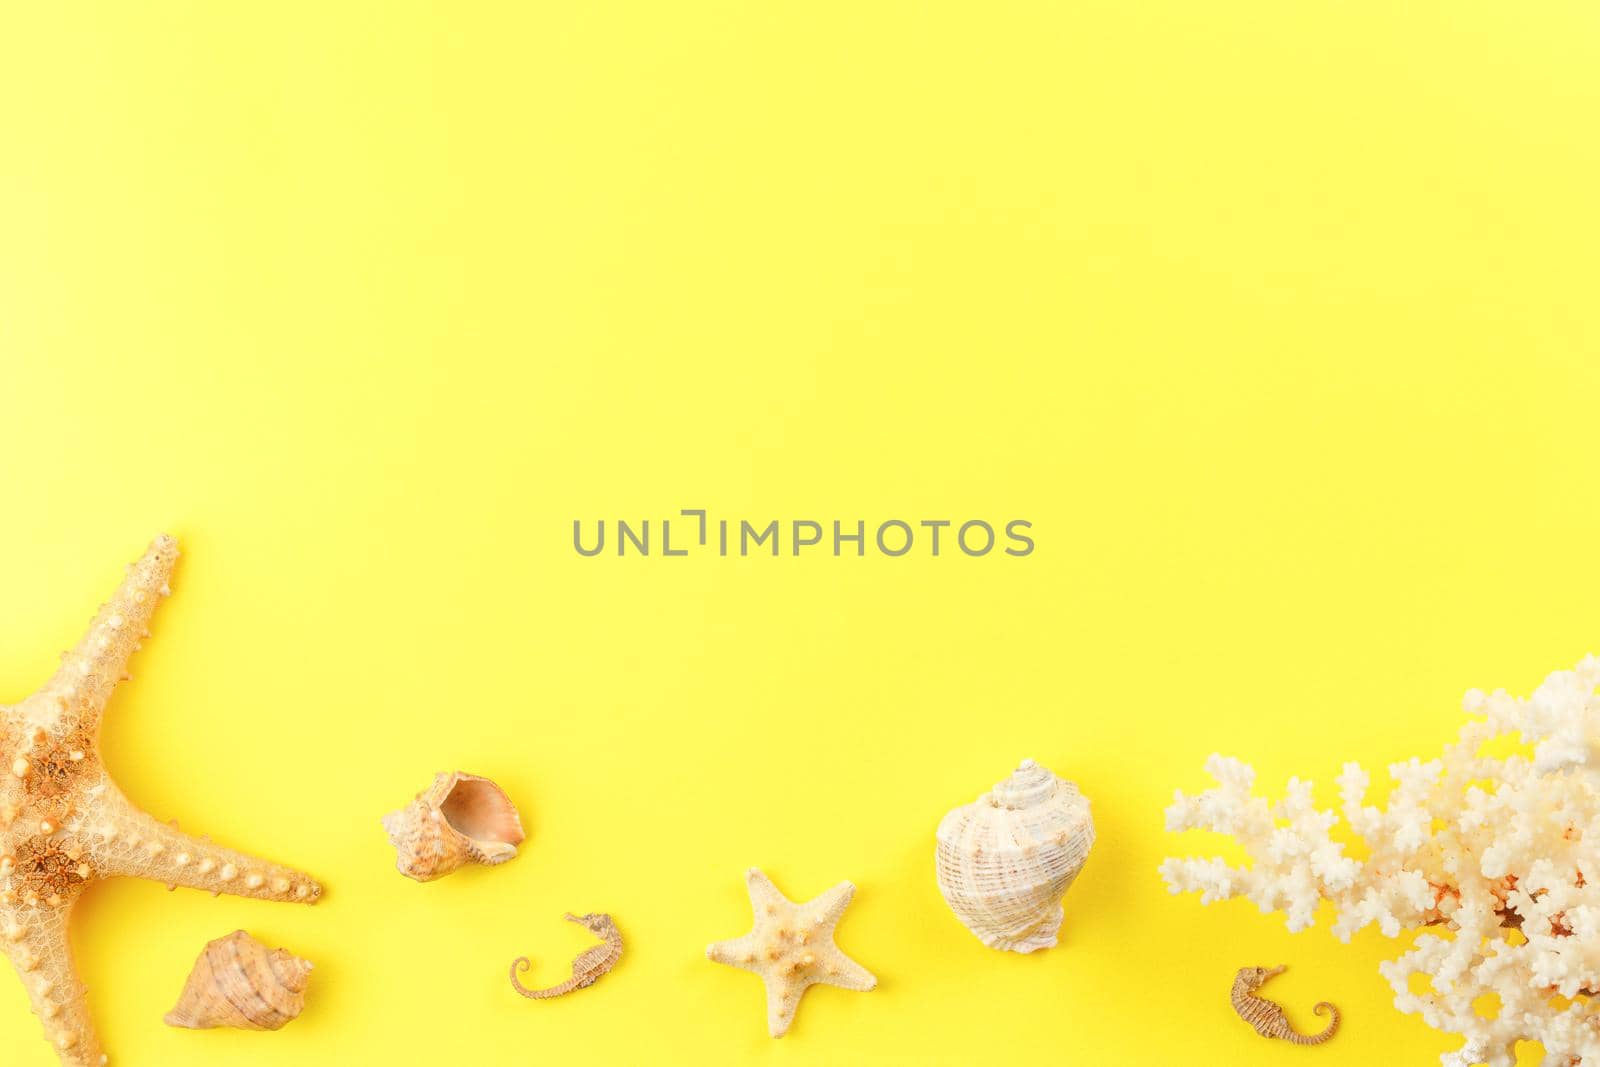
[934, 759, 1095, 953]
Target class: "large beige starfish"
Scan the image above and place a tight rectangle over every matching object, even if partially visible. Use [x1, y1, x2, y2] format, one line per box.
[705, 868, 876, 1037]
[0, 535, 322, 1065]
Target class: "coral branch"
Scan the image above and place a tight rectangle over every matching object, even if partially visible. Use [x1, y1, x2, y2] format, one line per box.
[1163, 656, 1600, 1066]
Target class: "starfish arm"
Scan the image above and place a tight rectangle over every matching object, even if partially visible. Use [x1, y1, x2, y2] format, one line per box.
[744, 868, 793, 912]
[816, 946, 876, 991]
[0, 901, 103, 1066]
[706, 933, 761, 972]
[83, 787, 322, 904]
[27, 535, 178, 735]
[805, 880, 856, 925]
[764, 974, 810, 1038]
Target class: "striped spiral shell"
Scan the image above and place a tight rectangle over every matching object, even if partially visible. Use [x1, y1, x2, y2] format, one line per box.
[934, 759, 1095, 953]
[164, 930, 313, 1031]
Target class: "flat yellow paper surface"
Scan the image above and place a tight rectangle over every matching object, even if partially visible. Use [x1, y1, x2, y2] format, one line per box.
[2, 4, 1598, 1064]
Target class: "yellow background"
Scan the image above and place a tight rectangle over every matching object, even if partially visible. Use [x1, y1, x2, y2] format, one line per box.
[2, 3, 1598, 1064]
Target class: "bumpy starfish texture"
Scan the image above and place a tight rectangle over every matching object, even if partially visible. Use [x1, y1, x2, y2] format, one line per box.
[0, 536, 322, 1066]
[705, 868, 876, 1037]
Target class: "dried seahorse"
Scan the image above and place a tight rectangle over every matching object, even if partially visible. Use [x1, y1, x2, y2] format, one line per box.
[510, 912, 623, 999]
[1231, 965, 1339, 1045]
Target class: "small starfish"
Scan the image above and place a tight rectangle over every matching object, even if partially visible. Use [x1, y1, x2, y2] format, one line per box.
[706, 868, 876, 1037]
[0, 536, 322, 1065]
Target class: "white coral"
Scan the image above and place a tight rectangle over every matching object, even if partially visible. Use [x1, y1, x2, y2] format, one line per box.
[1162, 656, 1600, 1066]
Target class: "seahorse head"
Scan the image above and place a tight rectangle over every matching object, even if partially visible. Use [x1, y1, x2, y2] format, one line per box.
[566, 911, 615, 936]
[1236, 964, 1285, 991]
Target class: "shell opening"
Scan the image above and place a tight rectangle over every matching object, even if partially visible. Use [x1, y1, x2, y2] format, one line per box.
[439, 776, 525, 846]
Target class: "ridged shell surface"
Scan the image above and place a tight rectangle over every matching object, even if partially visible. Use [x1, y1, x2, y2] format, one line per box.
[164, 930, 313, 1031]
[934, 759, 1095, 953]
[381, 770, 526, 882]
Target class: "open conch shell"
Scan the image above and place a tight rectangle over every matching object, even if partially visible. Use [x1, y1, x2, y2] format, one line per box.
[382, 770, 527, 882]
[165, 930, 312, 1031]
[935, 759, 1095, 953]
